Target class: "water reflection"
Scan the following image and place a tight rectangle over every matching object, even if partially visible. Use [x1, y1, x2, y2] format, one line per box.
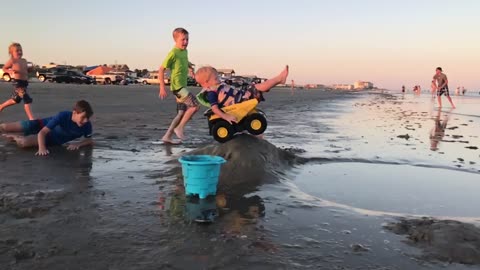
[163, 144, 173, 156]
[167, 185, 265, 226]
[429, 109, 451, 151]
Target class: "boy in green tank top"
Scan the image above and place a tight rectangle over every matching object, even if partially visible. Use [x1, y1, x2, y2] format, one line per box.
[158, 28, 199, 144]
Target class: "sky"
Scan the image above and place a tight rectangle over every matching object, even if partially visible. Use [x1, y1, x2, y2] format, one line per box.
[2, 0, 479, 89]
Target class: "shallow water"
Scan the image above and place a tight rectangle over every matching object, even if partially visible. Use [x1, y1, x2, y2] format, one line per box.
[293, 162, 480, 219]
[1, 85, 480, 269]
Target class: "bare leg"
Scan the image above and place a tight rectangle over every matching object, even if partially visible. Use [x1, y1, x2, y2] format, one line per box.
[254, 65, 289, 92]
[24, 104, 35, 120]
[173, 106, 199, 140]
[0, 99, 17, 112]
[437, 96, 442, 108]
[162, 110, 185, 143]
[0, 122, 23, 133]
[446, 96, 456, 109]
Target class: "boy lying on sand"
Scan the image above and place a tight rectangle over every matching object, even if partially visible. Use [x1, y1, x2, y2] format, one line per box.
[0, 100, 94, 156]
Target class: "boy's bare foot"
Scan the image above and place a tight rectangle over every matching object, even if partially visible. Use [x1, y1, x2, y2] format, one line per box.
[2, 134, 18, 142]
[161, 139, 182, 145]
[173, 127, 185, 141]
[279, 65, 289, 85]
[161, 135, 182, 145]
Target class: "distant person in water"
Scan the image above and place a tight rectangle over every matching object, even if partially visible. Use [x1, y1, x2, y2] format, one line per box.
[0, 43, 35, 120]
[455, 86, 460, 96]
[195, 65, 289, 124]
[0, 100, 94, 156]
[401, 85, 405, 93]
[291, 79, 295, 95]
[433, 67, 455, 108]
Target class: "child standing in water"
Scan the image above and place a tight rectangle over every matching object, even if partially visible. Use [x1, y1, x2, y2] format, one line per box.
[0, 43, 35, 120]
[158, 28, 199, 144]
[433, 67, 455, 109]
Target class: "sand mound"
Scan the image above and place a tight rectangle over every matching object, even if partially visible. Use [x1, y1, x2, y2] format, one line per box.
[385, 217, 480, 265]
[189, 134, 298, 194]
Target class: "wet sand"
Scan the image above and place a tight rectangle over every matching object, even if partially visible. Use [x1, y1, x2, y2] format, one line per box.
[0, 82, 479, 269]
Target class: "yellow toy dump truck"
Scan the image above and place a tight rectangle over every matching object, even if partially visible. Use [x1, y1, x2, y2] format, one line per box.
[203, 99, 267, 143]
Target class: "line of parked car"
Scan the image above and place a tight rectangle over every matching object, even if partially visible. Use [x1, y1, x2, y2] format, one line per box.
[0, 65, 200, 86]
[36, 68, 96, 84]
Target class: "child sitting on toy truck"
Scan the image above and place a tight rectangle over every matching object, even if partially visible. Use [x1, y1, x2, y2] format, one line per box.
[195, 66, 289, 124]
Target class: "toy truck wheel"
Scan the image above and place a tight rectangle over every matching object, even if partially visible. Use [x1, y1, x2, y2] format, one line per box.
[212, 120, 234, 143]
[245, 113, 267, 135]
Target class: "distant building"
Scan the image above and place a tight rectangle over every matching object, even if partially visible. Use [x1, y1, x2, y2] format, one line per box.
[304, 84, 325, 89]
[108, 64, 130, 71]
[332, 84, 354, 90]
[217, 69, 235, 78]
[354, 81, 374, 89]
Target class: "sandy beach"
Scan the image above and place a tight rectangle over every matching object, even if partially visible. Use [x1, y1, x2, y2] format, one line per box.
[1, 82, 479, 269]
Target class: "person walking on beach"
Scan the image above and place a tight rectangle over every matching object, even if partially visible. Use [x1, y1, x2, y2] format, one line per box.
[0, 43, 35, 120]
[158, 28, 199, 144]
[433, 67, 455, 108]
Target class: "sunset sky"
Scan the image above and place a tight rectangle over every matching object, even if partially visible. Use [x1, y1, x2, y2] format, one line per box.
[2, 0, 479, 89]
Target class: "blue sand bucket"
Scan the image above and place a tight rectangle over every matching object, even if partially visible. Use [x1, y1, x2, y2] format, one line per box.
[179, 155, 226, 199]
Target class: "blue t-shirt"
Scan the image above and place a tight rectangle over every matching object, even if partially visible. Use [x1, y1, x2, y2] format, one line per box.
[44, 111, 92, 145]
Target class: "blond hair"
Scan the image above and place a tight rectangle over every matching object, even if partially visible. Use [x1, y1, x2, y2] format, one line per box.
[8, 42, 22, 56]
[172, 27, 189, 39]
[195, 66, 218, 83]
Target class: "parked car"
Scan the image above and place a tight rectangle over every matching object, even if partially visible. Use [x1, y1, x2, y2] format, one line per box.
[125, 76, 140, 84]
[50, 70, 95, 84]
[91, 73, 123, 85]
[36, 67, 67, 82]
[187, 76, 199, 86]
[138, 73, 170, 85]
[0, 64, 13, 82]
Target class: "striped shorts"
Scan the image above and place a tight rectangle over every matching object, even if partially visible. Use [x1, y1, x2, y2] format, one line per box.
[172, 87, 199, 111]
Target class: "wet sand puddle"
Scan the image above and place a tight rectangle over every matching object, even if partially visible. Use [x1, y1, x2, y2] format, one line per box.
[291, 162, 480, 219]
[2, 89, 480, 269]
[270, 92, 479, 171]
[263, 92, 480, 268]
